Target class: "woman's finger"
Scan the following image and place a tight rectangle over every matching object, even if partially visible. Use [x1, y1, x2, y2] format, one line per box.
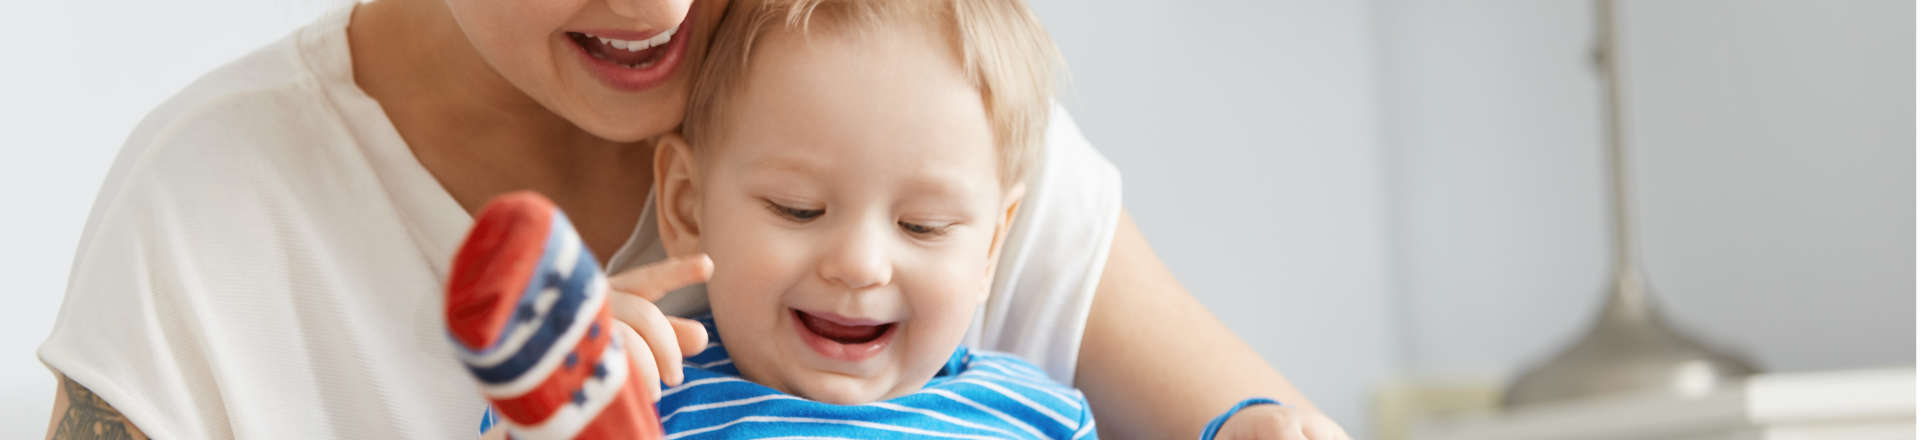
[610, 293, 686, 387]
[1301, 414, 1349, 440]
[1279, 415, 1308, 440]
[615, 321, 664, 402]
[668, 316, 710, 357]
[606, 254, 713, 301]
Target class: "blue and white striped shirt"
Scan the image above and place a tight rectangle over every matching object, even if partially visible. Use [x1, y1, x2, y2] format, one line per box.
[484, 318, 1097, 439]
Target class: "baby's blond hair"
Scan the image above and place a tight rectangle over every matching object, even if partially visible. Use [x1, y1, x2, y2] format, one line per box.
[683, 0, 1060, 188]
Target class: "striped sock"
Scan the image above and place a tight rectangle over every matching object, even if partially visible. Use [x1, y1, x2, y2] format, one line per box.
[445, 191, 663, 440]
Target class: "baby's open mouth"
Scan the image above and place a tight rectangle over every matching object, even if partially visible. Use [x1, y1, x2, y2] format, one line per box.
[567, 28, 676, 69]
[795, 309, 894, 345]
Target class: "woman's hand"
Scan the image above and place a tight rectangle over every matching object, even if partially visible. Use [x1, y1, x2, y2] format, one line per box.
[1211, 404, 1351, 440]
[603, 254, 715, 402]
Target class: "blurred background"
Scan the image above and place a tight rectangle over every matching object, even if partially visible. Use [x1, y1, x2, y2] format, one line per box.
[0, 0, 1911, 439]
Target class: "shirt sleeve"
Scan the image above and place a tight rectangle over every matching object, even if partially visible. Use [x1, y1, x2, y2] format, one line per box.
[965, 103, 1124, 384]
[38, 170, 226, 440]
[1073, 396, 1099, 440]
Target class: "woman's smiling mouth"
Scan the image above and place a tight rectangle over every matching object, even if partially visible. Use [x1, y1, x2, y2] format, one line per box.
[562, 4, 695, 92]
[567, 28, 676, 68]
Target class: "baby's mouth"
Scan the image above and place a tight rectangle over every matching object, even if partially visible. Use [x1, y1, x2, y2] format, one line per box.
[566, 28, 676, 69]
[795, 309, 894, 345]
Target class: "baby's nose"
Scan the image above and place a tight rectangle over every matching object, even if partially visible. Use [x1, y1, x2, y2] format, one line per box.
[817, 226, 893, 290]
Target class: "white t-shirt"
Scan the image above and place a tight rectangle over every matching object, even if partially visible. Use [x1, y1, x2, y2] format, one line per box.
[38, 6, 1122, 439]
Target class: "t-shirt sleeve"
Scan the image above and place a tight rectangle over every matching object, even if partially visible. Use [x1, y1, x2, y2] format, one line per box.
[1072, 394, 1099, 440]
[966, 103, 1123, 384]
[39, 171, 228, 440]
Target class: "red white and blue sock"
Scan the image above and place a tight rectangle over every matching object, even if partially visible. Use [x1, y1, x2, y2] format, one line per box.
[446, 191, 663, 439]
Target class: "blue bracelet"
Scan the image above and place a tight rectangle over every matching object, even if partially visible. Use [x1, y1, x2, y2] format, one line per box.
[1199, 397, 1286, 440]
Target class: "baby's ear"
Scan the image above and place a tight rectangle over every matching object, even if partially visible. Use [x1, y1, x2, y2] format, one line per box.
[981, 184, 1027, 300]
[652, 133, 704, 257]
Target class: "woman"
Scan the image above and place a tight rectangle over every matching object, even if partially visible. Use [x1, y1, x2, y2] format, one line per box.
[39, 0, 1348, 438]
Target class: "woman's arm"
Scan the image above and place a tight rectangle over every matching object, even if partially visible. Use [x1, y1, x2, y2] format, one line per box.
[1075, 210, 1342, 439]
[46, 373, 148, 440]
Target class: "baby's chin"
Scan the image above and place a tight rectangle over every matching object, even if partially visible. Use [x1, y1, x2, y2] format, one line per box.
[781, 372, 914, 405]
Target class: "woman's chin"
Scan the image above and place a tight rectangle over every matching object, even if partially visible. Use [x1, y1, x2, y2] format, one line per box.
[575, 111, 681, 143]
[548, 85, 687, 143]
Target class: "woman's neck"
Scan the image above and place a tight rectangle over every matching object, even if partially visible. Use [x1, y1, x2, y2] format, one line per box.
[346, 0, 654, 259]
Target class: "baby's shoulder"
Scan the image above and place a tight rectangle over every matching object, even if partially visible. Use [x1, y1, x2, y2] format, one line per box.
[953, 350, 1065, 383]
[943, 349, 1087, 400]
[907, 349, 1095, 438]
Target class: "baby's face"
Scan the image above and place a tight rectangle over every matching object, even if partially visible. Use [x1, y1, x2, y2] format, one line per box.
[690, 24, 1014, 404]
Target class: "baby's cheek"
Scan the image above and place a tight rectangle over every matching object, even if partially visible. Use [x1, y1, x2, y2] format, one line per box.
[905, 264, 989, 342]
[705, 217, 810, 294]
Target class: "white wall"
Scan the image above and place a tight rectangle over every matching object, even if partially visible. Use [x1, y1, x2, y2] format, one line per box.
[1381, 0, 1914, 385]
[0, 1, 345, 438]
[1377, 0, 1612, 379]
[1030, 1, 1398, 436]
[1620, 0, 1914, 372]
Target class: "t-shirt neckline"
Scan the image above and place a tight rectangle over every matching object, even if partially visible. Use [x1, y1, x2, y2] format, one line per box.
[298, 4, 660, 280]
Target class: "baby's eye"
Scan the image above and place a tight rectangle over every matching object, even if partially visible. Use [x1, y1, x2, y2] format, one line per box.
[897, 220, 946, 236]
[765, 200, 824, 221]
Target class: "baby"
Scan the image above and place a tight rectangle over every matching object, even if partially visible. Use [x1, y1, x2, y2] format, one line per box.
[463, 0, 1092, 438]
[644, 0, 1094, 437]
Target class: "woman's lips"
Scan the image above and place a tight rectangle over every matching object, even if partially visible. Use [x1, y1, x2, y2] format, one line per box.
[792, 309, 895, 362]
[569, 30, 675, 66]
[563, 8, 694, 92]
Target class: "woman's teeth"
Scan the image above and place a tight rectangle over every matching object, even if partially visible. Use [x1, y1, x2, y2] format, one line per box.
[588, 26, 678, 52]
[590, 52, 658, 69]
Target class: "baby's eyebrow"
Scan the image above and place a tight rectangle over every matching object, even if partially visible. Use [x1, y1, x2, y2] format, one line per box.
[901, 172, 979, 198]
[742, 154, 828, 177]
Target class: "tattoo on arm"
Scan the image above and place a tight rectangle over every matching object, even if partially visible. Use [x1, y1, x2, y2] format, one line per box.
[52, 376, 144, 440]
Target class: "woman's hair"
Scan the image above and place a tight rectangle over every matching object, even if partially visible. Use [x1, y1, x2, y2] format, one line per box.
[683, 0, 1061, 188]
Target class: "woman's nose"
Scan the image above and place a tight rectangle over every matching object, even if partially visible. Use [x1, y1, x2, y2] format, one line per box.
[606, 0, 693, 29]
[817, 224, 893, 290]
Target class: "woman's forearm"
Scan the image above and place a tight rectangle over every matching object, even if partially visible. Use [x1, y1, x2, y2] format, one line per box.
[1074, 210, 1318, 439]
